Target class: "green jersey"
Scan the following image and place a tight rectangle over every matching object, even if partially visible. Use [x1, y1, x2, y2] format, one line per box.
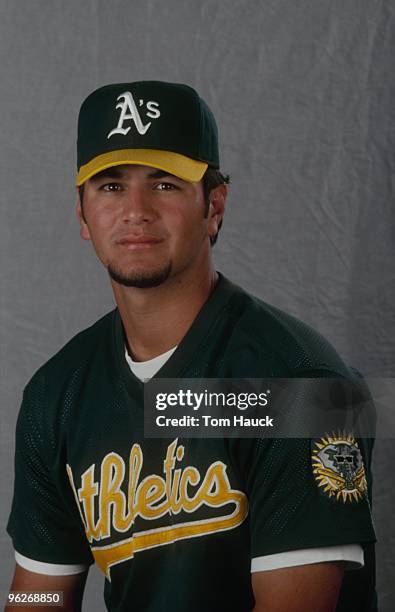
[7, 275, 376, 611]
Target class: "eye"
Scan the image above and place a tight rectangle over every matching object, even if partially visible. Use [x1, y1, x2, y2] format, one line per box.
[100, 182, 123, 192]
[154, 182, 178, 191]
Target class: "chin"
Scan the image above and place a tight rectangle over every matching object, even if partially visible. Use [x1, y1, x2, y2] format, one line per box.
[107, 262, 172, 288]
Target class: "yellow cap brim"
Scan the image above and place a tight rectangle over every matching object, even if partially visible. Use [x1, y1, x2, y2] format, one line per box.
[76, 149, 208, 186]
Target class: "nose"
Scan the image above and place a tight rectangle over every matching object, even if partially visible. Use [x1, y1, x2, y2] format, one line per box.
[121, 188, 155, 225]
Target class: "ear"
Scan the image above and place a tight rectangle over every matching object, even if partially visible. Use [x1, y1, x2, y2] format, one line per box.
[207, 183, 227, 239]
[76, 191, 91, 241]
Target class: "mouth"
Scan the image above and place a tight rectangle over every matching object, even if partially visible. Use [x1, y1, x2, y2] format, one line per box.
[116, 235, 163, 250]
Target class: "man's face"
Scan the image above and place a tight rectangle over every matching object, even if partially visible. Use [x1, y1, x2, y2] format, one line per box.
[77, 164, 224, 288]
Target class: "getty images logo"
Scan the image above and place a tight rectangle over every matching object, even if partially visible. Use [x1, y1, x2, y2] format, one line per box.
[107, 91, 161, 139]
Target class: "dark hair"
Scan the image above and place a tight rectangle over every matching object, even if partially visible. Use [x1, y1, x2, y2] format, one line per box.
[78, 167, 230, 246]
[202, 167, 230, 246]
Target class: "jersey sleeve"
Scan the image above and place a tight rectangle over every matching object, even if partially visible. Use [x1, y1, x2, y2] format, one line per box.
[246, 436, 376, 560]
[251, 544, 364, 572]
[7, 373, 94, 567]
[15, 551, 89, 576]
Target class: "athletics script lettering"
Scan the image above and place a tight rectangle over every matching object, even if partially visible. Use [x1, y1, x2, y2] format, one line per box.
[66, 439, 248, 579]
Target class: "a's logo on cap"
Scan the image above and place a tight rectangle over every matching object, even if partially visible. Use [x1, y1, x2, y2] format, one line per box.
[107, 91, 161, 139]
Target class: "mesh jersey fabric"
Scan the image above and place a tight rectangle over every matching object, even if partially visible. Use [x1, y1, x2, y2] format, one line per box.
[13, 346, 364, 576]
[7, 274, 376, 612]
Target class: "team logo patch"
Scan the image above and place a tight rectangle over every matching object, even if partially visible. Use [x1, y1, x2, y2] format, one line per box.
[311, 434, 367, 503]
[107, 91, 161, 139]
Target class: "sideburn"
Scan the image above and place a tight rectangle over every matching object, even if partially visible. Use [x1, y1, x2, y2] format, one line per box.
[78, 185, 87, 223]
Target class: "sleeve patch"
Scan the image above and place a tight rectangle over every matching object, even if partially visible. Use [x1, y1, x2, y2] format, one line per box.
[311, 434, 368, 503]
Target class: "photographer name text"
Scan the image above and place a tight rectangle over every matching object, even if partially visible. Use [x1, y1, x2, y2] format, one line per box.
[156, 414, 274, 428]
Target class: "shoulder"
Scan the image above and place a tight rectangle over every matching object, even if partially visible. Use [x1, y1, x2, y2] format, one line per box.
[23, 309, 117, 403]
[222, 276, 351, 377]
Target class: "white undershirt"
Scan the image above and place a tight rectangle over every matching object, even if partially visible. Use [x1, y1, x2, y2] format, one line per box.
[125, 344, 177, 380]
[15, 346, 364, 575]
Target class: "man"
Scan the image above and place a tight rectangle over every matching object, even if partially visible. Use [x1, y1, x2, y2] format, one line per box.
[6, 81, 376, 611]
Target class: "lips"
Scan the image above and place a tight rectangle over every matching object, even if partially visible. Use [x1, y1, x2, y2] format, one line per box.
[116, 234, 163, 249]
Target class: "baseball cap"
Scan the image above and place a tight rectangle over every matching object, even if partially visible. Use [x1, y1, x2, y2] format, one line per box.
[76, 81, 219, 186]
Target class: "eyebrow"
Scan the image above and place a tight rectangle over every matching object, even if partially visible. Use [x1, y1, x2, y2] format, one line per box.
[147, 169, 177, 179]
[89, 167, 178, 182]
[89, 167, 127, 182]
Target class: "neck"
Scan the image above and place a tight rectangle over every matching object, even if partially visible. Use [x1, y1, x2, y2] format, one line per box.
[112, 262, 218, 362]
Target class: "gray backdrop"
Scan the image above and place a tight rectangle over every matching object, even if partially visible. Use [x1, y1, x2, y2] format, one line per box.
[1, 1, 394, 610]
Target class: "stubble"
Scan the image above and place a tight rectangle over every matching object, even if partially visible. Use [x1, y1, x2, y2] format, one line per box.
[107, 261, 172, 288]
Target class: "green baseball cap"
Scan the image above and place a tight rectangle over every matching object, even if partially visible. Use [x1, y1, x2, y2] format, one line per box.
[76, 81, 219, 186]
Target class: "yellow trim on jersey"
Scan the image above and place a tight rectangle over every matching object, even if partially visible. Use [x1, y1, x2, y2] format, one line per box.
[92, 494, 248, 579]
